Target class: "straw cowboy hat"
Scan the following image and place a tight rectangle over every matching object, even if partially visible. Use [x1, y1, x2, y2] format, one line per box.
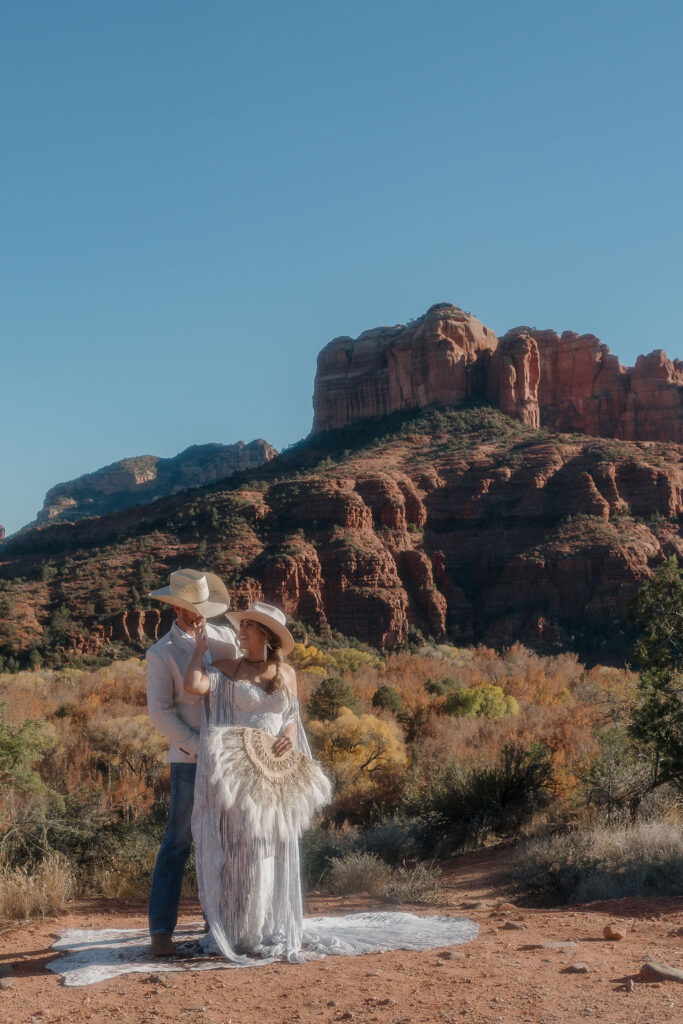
[148, 568, 230, 618]
[226, 601, 295, 655]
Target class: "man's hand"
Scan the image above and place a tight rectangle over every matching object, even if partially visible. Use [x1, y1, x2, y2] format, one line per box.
[192, 618, 209, 659]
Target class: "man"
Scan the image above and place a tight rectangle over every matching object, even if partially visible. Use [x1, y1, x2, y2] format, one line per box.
[146, 568, 239, 956]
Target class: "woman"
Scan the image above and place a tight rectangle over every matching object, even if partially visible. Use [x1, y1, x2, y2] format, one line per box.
[184, 601, 330, 963]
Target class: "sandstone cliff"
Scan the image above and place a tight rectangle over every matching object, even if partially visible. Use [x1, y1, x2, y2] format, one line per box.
[313, 303, 683, 443]
[312, 303, 498, 433]
[35, 439, 277, 526]
[2, 407, 682, 665]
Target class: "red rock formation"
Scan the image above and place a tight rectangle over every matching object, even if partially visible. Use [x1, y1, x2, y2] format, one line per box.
[503, 328, 683, 442]
[488, 331, 540, 427]
[0, 526, 5, 542]
[312, 303, 498, 433]
[313, 302, 683, 444]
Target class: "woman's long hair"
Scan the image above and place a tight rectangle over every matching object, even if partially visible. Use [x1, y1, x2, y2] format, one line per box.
[263, 625, 286, 695]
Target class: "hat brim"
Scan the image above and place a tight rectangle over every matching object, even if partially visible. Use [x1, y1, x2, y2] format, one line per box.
[148, 589, 229, 618]
[225, 610, 294, 655]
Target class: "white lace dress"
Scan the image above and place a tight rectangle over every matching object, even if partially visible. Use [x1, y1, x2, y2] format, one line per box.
[192, 668, 313, 963]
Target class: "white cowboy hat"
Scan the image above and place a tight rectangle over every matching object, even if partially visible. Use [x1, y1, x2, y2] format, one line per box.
[226, 601, 295, 655]
[148, 568, 230, 618]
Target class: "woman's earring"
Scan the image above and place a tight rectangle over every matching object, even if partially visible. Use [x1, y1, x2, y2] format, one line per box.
[263, 642, 269, 662]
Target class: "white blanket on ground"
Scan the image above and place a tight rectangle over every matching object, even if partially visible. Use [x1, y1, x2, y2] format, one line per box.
[48, 912, 478, 986]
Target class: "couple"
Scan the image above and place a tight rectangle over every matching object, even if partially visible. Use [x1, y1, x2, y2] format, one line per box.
[145, 568, 330, 963]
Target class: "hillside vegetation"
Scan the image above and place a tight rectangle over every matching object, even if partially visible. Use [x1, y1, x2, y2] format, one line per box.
[1, 405, 682, 670]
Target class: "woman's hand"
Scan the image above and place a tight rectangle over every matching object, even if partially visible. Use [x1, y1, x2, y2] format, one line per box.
[193, 618, 209, 658]
[272, 732, 294, 757]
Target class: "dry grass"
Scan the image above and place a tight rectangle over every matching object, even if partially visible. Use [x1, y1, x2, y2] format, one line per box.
[514, 821, 683, 904]
[0, 852, 75, 920]
[325, 851, 443, 904]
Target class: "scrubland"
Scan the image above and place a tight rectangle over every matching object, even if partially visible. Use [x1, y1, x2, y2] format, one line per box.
[1, 635, 680, 920]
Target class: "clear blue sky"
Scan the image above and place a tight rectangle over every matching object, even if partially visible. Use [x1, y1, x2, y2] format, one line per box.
[1, 0, 682, 535]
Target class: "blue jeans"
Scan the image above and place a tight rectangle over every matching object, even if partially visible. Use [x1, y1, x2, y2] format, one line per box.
[148, 762, 196, 936]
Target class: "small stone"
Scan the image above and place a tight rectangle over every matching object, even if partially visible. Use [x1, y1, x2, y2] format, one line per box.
[376, 998, 395, 1006]
[327, 1001, 337, 1008]
[0, 978, 14, 990]
[339, 1013, 353, 1021]
[603, 924, 625, 941]
[640, 962, 683, 983]
[501, 921, 526, 931]
[625, 979, 634, 992]
[565, 963, 590, 974]
[437, 950, 455, 959]
[461, 900, 489, 910]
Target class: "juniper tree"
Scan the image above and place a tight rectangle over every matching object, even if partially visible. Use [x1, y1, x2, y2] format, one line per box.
[628, 556, 683, 790]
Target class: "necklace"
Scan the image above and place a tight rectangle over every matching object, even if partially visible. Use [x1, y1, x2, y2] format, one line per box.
[244, 657, 266, 665]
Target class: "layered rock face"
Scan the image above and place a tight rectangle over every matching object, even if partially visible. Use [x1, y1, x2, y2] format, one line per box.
[3, 410, 683, 662]
[36, 439, 277, 526]
[312, 303, 498, 433]
[0, 526, 5, 542]
[313, 303, 683, 443]
[518, 328, 683, 441]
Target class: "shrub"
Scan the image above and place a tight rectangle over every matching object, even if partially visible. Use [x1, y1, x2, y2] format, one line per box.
[409, 742, 552, 854]
[0, 851, 75, 919]
[307, 677, 360, 721]
[513, 822, 683, 904]
[372, 685, 404, 715]
[300, 824, 359, 890]
[324, 851, 442, 904]
[425, 677, 457, 697]
[443, 684, 518, 719]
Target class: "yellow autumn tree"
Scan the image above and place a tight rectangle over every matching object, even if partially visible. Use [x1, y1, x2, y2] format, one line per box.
[309, 709, 406, 779]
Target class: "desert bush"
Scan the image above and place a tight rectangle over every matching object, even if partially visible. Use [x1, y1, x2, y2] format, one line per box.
[408, 742, 552, 854]
[324, 851, 442, 904]
[443, 684, 518, 719]
[357, 819, 419, 864]
[300, 824, 359, 889]
[372, 685, 403, 715]
[307, 677, 360, 720]
[513, 822, 683, 904]
[0, 851, 75, 919]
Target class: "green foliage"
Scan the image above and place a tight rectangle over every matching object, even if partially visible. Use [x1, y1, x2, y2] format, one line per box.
[371, 685, 404, 715]
[628, 557, 683, 788]
[424, 676, 457, 697]
[0, 702, 51, 798]
[307, 677, 360, 721]
[443, 684, 519, 719]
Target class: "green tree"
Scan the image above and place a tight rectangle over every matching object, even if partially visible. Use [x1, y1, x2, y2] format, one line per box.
[628, 556, 683, 789]
[0, 702, 50, 799]
[371, 685, 403, 716]
[307, 677, 360, 721]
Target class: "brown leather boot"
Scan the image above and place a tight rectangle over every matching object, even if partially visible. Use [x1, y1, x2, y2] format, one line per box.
[150, 932, 176, 956]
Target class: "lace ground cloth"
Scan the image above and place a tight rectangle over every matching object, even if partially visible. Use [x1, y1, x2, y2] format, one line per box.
[48, 912, 479, 986]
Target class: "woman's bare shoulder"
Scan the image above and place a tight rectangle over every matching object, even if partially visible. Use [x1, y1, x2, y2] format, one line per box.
[282, 662, 298, 696]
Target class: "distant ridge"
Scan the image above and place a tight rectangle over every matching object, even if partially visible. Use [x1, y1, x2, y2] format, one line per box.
[32, 439, 277, 528]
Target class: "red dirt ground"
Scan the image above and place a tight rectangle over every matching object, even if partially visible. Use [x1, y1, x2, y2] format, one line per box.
[1, 845, 681, 1024]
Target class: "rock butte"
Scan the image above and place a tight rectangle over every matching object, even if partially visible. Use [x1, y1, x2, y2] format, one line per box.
[313, 302, 683, 442]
